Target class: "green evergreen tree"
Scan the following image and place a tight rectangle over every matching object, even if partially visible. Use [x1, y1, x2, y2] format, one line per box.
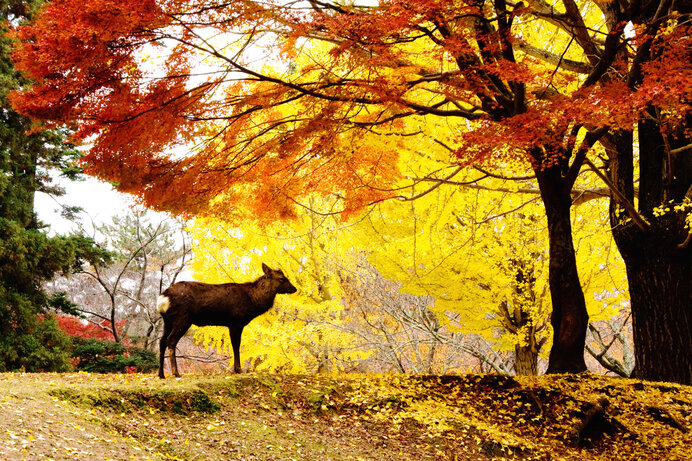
[0, 0, 109, 371]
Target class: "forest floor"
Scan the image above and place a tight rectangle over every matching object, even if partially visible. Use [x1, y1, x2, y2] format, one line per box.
[0, 372, 690, 460]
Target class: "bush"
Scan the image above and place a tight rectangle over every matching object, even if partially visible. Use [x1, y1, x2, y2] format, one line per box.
[71, 338, 157, 373]
[54, 314, 125, 341]
[26, 316, 74, 372]
[0, 314, 74, 372]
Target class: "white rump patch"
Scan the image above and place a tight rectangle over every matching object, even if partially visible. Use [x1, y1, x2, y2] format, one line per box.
[157, 295, 171, 313]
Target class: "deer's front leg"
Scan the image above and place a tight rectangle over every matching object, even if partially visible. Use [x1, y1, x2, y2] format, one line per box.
[229, 325, 245, 373]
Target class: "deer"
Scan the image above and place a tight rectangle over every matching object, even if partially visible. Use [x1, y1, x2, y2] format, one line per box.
[157, 263, 297, 378]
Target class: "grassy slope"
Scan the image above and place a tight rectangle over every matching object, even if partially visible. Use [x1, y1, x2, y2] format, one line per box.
[0, 372, 690, 460]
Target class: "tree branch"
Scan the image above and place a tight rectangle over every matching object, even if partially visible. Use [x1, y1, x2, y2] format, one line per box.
[584, 157, 649, 231]
[515, 42, 591, 74]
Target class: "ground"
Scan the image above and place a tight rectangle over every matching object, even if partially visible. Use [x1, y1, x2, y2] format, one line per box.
[0, 372, 690, 460]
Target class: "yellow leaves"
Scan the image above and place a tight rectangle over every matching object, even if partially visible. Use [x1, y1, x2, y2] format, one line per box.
[653, 198, 692, 218]
[188, 208, 367, 373]
[357, 176, 551, 348]
[356, 155, 628, 364]
[4, 371, 692, 459]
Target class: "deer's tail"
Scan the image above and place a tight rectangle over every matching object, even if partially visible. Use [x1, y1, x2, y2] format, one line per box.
[157, 295, 171, 314]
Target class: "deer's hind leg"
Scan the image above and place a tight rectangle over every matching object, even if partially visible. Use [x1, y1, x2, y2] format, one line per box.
[166, 323, 190, 378]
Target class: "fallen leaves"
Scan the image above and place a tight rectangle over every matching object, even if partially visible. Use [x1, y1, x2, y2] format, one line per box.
[0, 372, 691, 460]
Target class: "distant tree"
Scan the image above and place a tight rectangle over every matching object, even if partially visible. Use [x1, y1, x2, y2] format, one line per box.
[0, 0, 108, 371]
[47, 209, 191, 347]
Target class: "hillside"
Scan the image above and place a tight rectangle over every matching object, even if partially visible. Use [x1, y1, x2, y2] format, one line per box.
[0, 372, 690, 460]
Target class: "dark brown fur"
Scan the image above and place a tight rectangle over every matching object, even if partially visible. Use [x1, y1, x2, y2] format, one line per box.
[157, 263, 297, 378]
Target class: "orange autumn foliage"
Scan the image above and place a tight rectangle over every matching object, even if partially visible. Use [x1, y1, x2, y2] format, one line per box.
[10, 2, 689, 216]
[9, 1, 690, 221]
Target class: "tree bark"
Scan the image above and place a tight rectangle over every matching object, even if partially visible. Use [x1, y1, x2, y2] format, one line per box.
[608, 115, 692, 385]
[613, 217, 692, 384]
[536, 166, 589, 373]
[507, 263, 541, 376]
[515, 342, 538, 376]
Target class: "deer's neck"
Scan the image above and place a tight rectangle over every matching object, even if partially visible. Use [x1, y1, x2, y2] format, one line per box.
[248, 278, 276, 308]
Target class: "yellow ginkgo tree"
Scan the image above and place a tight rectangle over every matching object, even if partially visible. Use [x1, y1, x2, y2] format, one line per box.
[357, 176, 628, 375]
[347, 113, 629, 375]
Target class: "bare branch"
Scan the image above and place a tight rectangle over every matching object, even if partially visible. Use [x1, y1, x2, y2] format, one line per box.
[584, 157, 649, 231]
[516, 42, 591, 73]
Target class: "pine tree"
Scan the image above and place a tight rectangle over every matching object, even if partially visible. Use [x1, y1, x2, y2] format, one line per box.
[0, 0, 108, 371]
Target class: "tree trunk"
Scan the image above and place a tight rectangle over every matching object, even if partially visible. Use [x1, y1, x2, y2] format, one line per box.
[608, 115, 692, 385]
[613, 217, 692, 384]
[536, 166, 589, 374]
[515, 343, 538, 376]
[601, 1, 692, 385]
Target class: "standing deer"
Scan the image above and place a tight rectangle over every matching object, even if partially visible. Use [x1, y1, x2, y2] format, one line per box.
[157, 263, 297, 378]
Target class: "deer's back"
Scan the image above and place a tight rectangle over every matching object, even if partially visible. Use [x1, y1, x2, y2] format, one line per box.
[162, 281, 255, 325]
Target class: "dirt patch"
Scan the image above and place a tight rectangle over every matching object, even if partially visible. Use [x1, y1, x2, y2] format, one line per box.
[0, 375, 158, 460]
[0, 373, 471, 460]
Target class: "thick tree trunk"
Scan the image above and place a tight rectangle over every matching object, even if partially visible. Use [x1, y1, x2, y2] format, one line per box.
[613, 218, 692, 384]
[601, 1, 692, 385]
[608, 115, 692, 385]
[536, 167, 589, 374]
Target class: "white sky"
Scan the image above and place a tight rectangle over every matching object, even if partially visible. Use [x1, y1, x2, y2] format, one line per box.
[35, 175, 197, 282]
[35, 176, 135, 236]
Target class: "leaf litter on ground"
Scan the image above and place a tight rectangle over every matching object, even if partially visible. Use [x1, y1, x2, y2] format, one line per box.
[0, 371, 690, 460]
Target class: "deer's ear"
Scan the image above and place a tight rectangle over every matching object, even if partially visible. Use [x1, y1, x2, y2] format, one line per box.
[262, 263, 271, 274]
